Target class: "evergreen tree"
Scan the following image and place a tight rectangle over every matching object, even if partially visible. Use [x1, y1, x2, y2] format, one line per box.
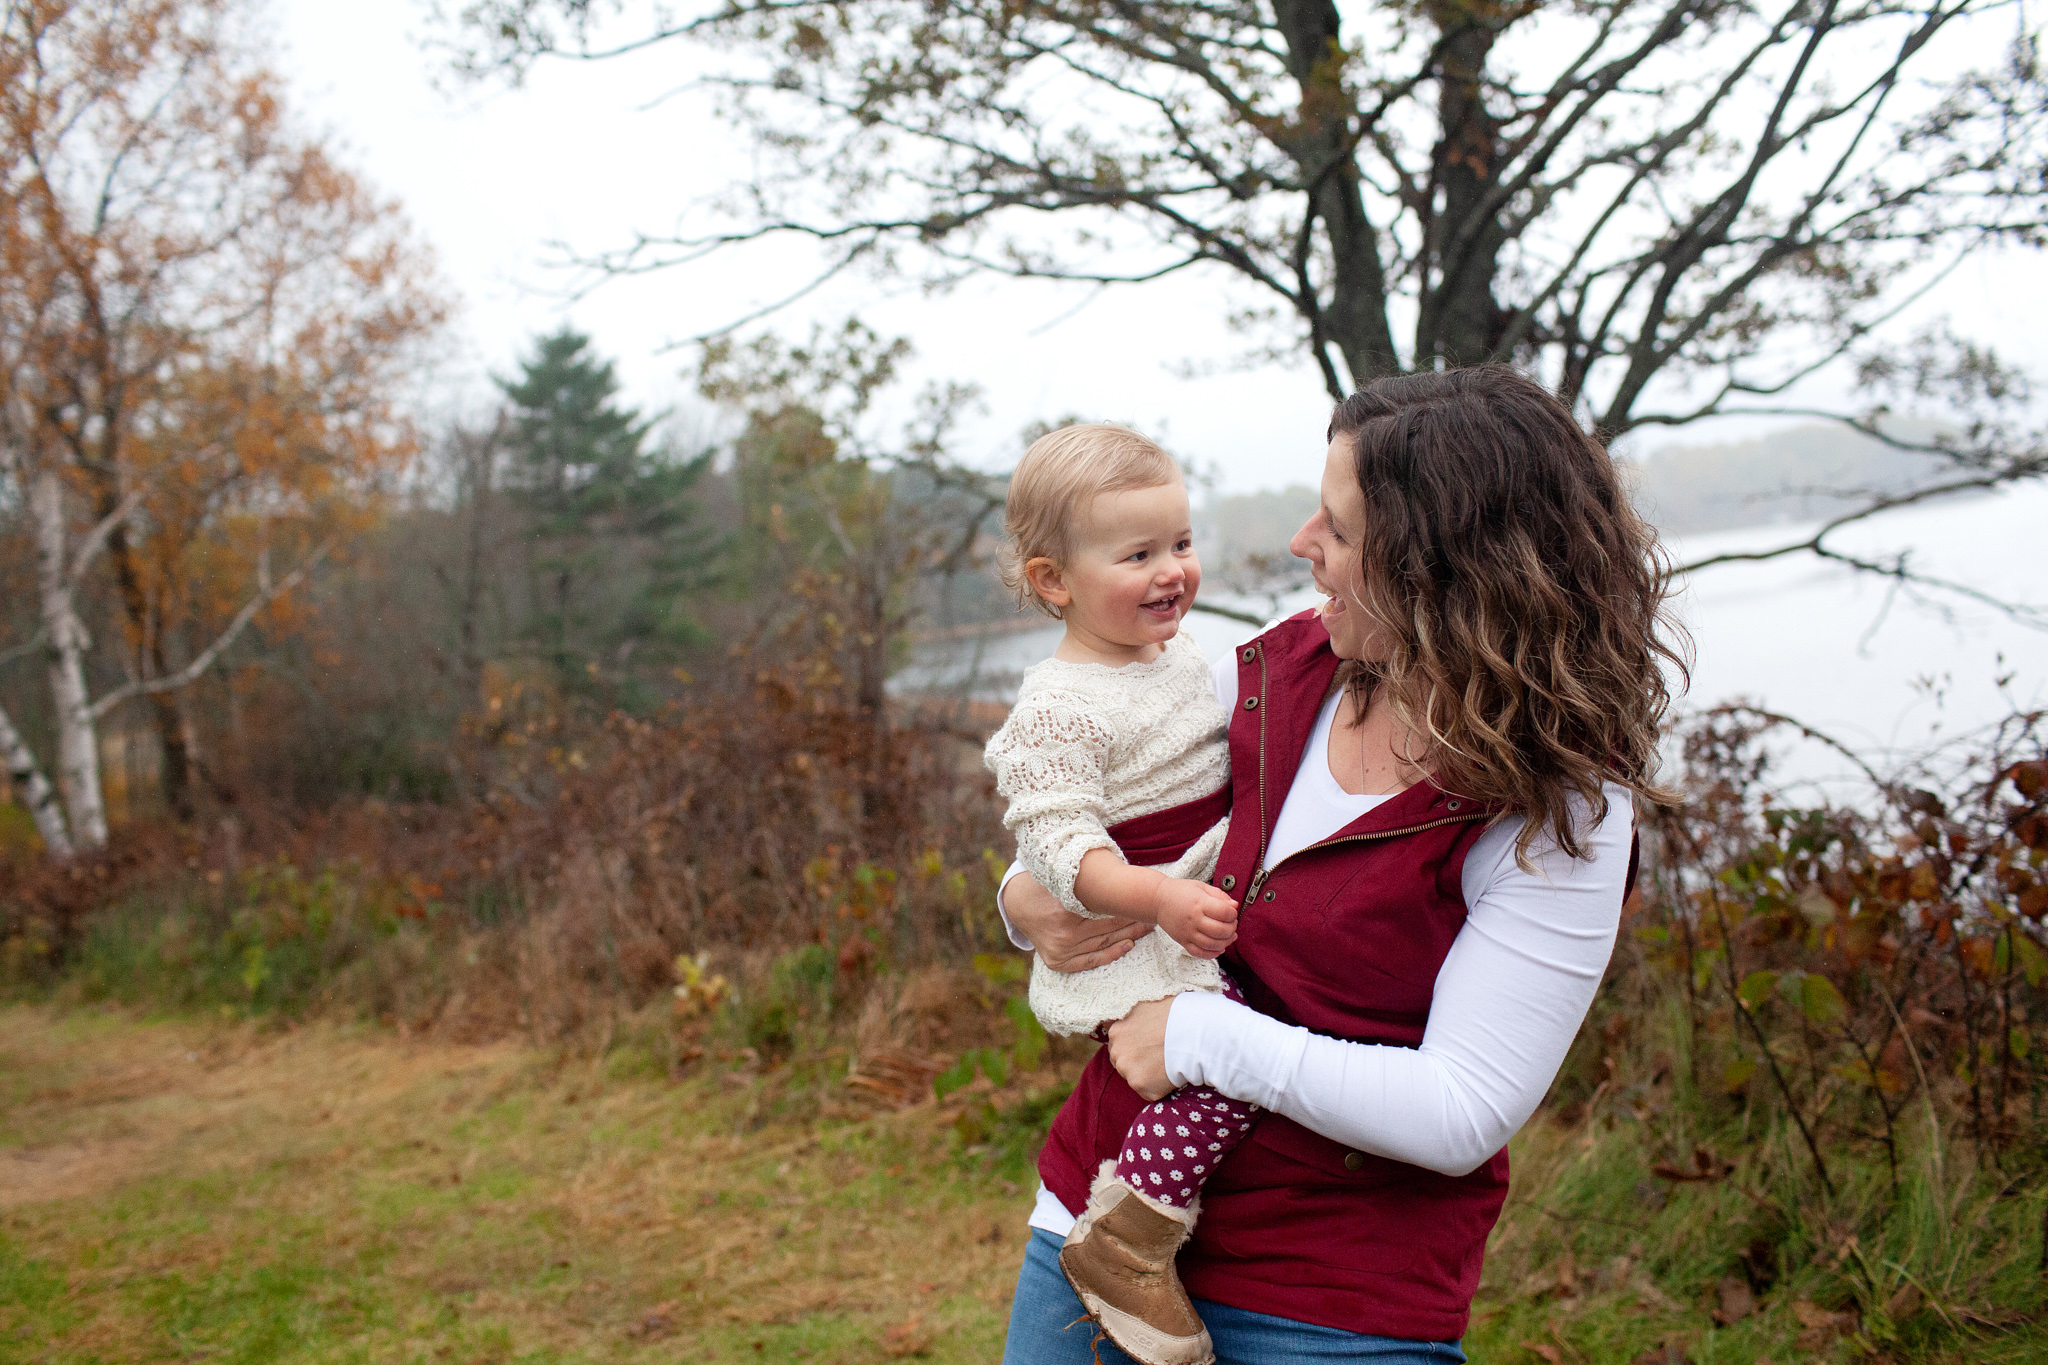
[500, 329, 651, 515]
[497, 328, 717, 688]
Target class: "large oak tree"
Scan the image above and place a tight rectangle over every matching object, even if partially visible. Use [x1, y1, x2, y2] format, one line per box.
[449, 0, 2047, 607]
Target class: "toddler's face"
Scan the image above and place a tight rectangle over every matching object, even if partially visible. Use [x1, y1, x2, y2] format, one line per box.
[1054, 480, 1201, 655]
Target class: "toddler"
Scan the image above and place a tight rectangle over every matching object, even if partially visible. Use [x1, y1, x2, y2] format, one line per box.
[983, 423, 1255, 1365]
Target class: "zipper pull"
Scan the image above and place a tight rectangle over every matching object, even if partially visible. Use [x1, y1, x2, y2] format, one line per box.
[1242, 867, 1267, 908]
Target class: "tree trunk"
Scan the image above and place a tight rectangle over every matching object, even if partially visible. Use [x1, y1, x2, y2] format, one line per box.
[0, 698, 73, 858]
[457, 428, 496, 681]
[1417, 4, 1508, 368]
[92, 479, 199, 821]
[1272, 0, 1400, 391]
[31, 469, 109, 849]
[147, 689, 195, 819]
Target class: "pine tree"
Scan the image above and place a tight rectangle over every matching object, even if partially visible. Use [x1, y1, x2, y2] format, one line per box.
[497, 328, 716, 687]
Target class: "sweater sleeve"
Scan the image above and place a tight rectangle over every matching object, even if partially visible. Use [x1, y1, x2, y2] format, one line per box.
[1163, 786, 1632, 1175]
[994, 651, 1240, 943]
[983, 689, 1121, 918]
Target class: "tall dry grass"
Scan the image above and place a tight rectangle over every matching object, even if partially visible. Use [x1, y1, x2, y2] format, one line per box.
[0, 679, 1011, 1049]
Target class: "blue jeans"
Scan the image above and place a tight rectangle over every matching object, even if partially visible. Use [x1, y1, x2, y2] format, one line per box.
[1002, 1228, 1467, 1365]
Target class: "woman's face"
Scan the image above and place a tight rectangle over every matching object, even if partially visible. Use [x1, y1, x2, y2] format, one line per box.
[1288, 436, 1388, 663]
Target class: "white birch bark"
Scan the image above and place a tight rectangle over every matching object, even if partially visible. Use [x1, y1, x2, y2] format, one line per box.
[0, 698, 73, 858]
[30, 468, 109, 849]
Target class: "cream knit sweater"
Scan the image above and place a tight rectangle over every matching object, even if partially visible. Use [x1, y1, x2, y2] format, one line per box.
[983, 629, 1231, 1037]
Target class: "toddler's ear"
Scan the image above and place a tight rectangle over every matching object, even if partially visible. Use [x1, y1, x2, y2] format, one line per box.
[1023, 557, 1072, 609]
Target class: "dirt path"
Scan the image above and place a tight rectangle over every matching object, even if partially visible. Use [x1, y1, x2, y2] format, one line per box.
[0, 1008, 525, 1210]
[0, 1005, 1023, 1363]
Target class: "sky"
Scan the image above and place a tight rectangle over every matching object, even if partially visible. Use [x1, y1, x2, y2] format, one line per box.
[263, 0, 2046, 495]
[265, 0, 2043, 739]
[268, 0, 1333, 489]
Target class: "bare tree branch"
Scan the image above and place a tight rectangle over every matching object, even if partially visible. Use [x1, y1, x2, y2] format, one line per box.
[89, 538, 337, 720]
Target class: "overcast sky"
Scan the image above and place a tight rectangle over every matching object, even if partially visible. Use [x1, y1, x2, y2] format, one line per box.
[266, 0, 2047, 494]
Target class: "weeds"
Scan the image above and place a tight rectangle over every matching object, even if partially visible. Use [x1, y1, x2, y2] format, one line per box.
[2, 685, 1013, 1048]
[4, 696, 2046, 1360]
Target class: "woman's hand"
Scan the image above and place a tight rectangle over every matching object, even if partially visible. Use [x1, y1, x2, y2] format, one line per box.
[1107, 997, 1176, 1101]
[1006, 872, 1150, 973]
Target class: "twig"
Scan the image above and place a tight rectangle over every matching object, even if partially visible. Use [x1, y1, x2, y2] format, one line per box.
[0, 627, 48, 669]
[1880, 990, 1944, 1192]
[89, 538, 336, 719]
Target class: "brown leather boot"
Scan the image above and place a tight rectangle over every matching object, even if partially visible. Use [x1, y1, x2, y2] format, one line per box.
[1058, 1161, 1214, 1365]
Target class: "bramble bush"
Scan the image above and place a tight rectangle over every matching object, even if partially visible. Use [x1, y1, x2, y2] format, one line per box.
[5, 682, 2045, 1357]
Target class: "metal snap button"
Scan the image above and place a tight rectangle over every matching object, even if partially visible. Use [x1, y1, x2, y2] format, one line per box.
[1243, 696, 1259, 710]
[1220, 875, 1236, 890]
[1344, 1151, 1365, 1171]
[1262, 889, 1275, 902]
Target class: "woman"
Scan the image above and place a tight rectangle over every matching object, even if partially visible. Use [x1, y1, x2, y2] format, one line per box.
[998, 367, 1686, 1364]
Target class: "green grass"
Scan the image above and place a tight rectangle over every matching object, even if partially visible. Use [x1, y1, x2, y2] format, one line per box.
[2, 1004, 2040, 1364]
[0, 1006, 1021, 1364]
[1470, 1076, 2048, 1365]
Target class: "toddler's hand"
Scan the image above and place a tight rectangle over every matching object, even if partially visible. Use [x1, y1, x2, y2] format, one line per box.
[1151, 878, 1239, 959]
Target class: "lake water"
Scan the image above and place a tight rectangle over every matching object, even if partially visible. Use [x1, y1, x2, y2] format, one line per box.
[902, 481, 2048, 792]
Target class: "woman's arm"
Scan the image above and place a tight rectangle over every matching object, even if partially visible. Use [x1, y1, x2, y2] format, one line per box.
[1151, 787, 1632, 1176]
[1003, 870, 1152, 970]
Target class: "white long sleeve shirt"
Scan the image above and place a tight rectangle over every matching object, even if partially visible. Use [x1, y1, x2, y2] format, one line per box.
[1001, 652, 1630, 1234]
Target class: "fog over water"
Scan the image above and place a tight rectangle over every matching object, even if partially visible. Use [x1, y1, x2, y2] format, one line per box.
[905, 482, 2048, 795]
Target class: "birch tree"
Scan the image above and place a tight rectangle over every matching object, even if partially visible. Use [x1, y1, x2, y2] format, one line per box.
[0, 0, 443, 850]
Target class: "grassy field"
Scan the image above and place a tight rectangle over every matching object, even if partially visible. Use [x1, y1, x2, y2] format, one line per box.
[0, 1006, 1026, 1364]
[2, 1004, 2041, 1364]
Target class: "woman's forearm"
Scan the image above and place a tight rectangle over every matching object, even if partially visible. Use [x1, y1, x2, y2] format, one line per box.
[999, 864, 1152, 971]
[1165, 795, 1630, 1176]
[1165, 969, 1588, 1177]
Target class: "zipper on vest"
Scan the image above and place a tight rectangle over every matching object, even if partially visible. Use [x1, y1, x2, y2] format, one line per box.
[1244, 813, 1492, 904]
[1289, 812, 1491, 862]
[1238, 639, 1488, 907]
[1242, 643, 1273, 911]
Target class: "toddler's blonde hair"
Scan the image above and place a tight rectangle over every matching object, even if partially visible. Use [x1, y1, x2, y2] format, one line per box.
[999, 423, 1181, 618]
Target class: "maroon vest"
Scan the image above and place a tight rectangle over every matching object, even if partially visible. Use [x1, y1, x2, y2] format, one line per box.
[1038, 611, 1508, 1342]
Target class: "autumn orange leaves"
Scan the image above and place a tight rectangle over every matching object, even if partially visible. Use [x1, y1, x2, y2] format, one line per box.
[0, 0, 445, 849]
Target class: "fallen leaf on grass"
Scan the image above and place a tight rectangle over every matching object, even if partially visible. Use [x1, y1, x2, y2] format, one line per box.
[627, 1302, 677, 1341]
[1628, 1342, 1689, 1365]
[1792, 1299, 1857, 1350]
[1520, 1342, 1562, 1364]
[1553, 1248, 1579, 1298]
[880, 1313, 934, 1358]
[1651, 1146, 1734, 1183]
[1711, 1275, 1754, 1326]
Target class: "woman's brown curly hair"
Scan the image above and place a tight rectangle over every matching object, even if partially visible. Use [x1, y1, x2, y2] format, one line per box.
[1328, 367, 1690, 864]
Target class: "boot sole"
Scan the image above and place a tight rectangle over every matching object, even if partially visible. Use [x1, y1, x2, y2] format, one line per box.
[1057, 1250, 1216, 1365]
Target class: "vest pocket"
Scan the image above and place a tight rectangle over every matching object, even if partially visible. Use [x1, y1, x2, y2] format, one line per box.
[1248, 1114, 1405, 1185]
[1195, 1118, 1418, 1275]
